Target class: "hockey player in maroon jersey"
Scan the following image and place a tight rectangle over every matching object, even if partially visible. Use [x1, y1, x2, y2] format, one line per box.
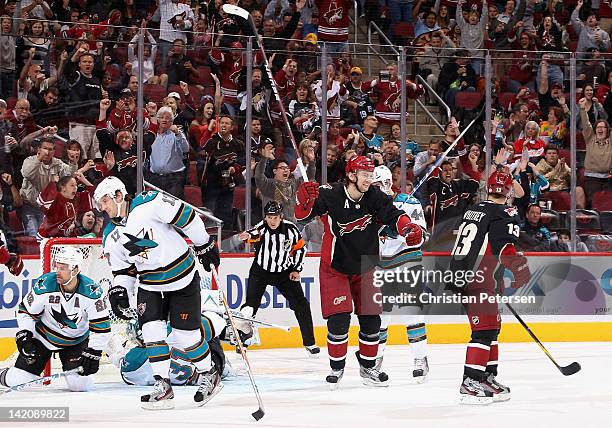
[295, 156, 423, 388]
[449, 169, 530, 405]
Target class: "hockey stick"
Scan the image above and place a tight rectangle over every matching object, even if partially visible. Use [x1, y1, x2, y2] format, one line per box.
[207, 308, 290, 332]
[0, 367, 83, 395]
[505, 303, 581, 376]
[210, 265, 265, 421]
[222, 3, 308, 180]
[410, 110, 482, 195]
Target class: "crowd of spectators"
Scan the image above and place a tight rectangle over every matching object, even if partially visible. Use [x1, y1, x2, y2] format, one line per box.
[0, 0, 610, 256]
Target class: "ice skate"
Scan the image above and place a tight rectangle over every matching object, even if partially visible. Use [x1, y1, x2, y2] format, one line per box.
[356, 352, 389, 387]
[194, 367, 223, 406]
[326, 369, 344, 390]
[413, 357, 429, 383]
[305, 345, 320, 358]
[459, 376, 494, 405]
[483, 373, 511, 402]
[141, 375, 174, 410]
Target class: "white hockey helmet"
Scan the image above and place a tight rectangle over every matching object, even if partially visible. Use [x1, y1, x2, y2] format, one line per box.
[93, 176, 128, 213]
[54, 246, 84, 271]
[372, 165, 393, 195]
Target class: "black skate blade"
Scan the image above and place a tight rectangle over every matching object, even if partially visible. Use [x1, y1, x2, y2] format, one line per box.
[251, 407, 265, 421]
[560, 362, 581, 376]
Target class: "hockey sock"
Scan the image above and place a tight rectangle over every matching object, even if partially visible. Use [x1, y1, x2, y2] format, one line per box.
[173, 328, 212, 372]
[145, 341, 171, 378]
[327, 313, 351, 370]
[464, 329, 497, 381]
[357, 315, 381, 369]
[406, 323, 427, 359]
[486, 330, 500, 376]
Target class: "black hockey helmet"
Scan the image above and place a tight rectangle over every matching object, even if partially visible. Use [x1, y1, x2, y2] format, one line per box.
[264, 201, 283, 216]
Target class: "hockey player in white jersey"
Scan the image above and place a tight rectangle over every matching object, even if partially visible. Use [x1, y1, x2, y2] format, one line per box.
[94, 176, 221, 410]
[371, 166, 430, 382]
[0, 247, 110, 392]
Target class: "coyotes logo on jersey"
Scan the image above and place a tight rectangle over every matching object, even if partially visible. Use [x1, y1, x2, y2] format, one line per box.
[323, 0, 344, 25]
[338, 214, 372, 236]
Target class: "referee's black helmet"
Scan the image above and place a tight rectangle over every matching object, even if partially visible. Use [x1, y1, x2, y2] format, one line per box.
[264, 201, 283, 216]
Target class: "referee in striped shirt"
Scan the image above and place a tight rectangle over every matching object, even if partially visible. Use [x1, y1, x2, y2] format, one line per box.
[237, 201, 319, 356]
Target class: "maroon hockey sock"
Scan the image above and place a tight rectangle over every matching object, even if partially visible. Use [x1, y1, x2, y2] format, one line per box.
[327, 333, 348, 370]
[464, 342, 490, 380]
[486, 341, 499, 375]
[358, 331, 379, 369]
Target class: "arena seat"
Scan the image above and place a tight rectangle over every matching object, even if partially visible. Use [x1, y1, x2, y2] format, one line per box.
[144, 84, 168, 104]
[600, 211, 612, 234]
[455, 92, 483, 110]
[184, 185, 203, 208]
[539, 209, 562, 230]
[574, 209, 601, 234]
[592, 191, 612, 212]
[539, 191, 571, 212]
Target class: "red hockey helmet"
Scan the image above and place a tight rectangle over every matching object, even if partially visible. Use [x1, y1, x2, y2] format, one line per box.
[230, 41, 243, 49]
[345, 155, 375, 175]
[487, 170, 513, 196]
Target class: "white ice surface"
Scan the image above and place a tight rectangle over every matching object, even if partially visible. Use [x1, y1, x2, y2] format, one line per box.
[1, 342, 610, 428]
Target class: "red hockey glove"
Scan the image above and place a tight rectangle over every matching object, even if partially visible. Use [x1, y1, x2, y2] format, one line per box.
[295, 181, 319, 219]
[396, 215, 424, 247]
[500, 252, 530, 289]
[0, 245, 23, 276]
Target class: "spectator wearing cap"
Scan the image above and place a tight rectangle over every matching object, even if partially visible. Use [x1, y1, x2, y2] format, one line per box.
[146, 106, 190, 199]
[18, 136, 78, 236]
[162, 85, 196, 132]
[296, 33, 321, 80]
[537, 77, 569, 121]
[255, 143, 314, 223]
[571, 1, 610, 59]
[579, 102, 612, 203]
[0, 14, 17, 98]
[60, 46, 103, 159]
[341, 66, 375, 127]
[166, 39, 200, 87]
[535, 145, 586, 209]
[578, 47, 606, 86]
[438, 49, 478, 112]
[201, 115, 245, 229]
[158, 0, 195, 61]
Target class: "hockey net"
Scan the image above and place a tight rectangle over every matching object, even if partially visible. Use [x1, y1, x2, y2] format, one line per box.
[39, 237, 216, 377]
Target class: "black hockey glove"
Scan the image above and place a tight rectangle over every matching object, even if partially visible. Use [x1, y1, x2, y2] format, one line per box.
[15, 330, 38, 364]
[79, 348, 102, 376]
[108, 286, 132, 320]
[194, 238, 220, 272]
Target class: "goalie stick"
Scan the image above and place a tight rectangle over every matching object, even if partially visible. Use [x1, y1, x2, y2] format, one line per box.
[208, 307, 291, 332]
[210, 265, 265, 421]
[222, 3, 308, 180]
[0, 367, 83, 395]
[505, 303, 581, 376]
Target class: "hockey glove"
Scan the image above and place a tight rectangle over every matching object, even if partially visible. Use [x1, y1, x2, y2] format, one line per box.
[194, 238, 220, 272]
[79, 347, 102, 376]
[500, 253, 530, 289]
[296, 181, 319, 218]
[15, 330, 38, 364]
[108, 286, 132, 320]
[0, 245, 23, 276]
[396, 215, 424, 247]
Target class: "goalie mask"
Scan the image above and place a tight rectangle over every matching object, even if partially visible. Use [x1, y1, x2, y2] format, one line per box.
[372, 165, 393, 195]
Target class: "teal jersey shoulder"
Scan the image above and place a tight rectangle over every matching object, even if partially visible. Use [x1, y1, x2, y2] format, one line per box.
[102, 222, 117, 247]
[76, 274, 103, 299]
[394, 193, 420, 205]
[32, 273, 59, 295]
[130, 191, 159, 212]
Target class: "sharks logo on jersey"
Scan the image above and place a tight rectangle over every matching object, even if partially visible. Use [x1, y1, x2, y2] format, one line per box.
[123, 230, 158, 258]
[51, 305, 81, 329]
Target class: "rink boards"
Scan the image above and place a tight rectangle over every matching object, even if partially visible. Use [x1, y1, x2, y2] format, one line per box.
[1, 253, 611, 359]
